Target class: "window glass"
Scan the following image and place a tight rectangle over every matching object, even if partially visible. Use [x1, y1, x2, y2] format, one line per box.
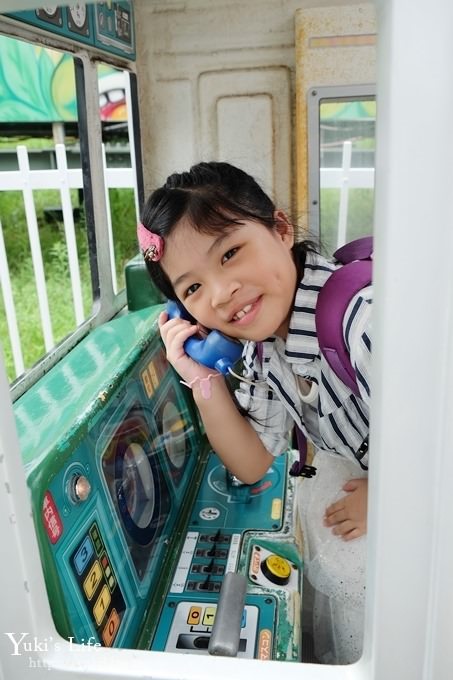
[0, 42, 141, 389]
[0, 34, 92, 383]
[319, 97, 375, 254]
[97, 64, 139, 294]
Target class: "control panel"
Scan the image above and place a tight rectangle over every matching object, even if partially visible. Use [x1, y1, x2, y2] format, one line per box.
[15, 305, 303, 661]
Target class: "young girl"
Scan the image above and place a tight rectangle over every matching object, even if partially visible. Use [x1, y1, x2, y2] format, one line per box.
[138, 161, 371, 664]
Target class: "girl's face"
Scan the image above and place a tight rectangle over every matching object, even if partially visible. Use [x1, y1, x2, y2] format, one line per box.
[160, 212, 297, 341]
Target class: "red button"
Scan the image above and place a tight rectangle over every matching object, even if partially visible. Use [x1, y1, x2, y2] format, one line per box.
[42, 491, 63, 544]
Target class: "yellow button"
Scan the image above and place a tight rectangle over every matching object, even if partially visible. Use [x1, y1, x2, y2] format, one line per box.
[261, 554, 292, 585]
[148, 362, 159, 389]
[93, 585, 111, 625]
[141, 368, 154, 398]
[271, 498, 282, 520]
[202, 607, 216, 627]
[265, 555, 291, 579]
[83, 561, 102, 601]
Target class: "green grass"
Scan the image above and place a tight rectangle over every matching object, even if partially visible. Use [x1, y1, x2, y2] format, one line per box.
[0, 188, 138, 383]
[109, 188, 139, 290]
[319, 188, 374, 255]
[0, 136, 78, 150]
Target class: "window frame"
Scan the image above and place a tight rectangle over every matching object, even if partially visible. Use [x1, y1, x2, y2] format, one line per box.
[307, 83, 376, 244]
[0, 23, 142, 402]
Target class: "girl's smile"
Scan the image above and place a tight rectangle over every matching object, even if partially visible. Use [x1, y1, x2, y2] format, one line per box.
[230, 296, 262, 325]
[160, 213, 297, 341]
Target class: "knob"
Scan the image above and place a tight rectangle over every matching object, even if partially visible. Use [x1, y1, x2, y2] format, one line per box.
[69, 475, 91, 503]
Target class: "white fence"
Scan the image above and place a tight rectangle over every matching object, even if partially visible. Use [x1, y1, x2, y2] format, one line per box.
[0, 143, 138, 379]
[320, 140, 375, 248]
[0, 140, 373, 382]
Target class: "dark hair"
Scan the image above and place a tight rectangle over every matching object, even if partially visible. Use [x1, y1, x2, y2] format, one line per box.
[140, 161, 316, 299]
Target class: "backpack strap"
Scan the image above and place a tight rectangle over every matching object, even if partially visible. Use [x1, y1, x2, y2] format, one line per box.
[256, 342, 315, 478]
[316, 236, 373, 396]
[334, 235, 373, 264]
[290, 427, 316, 478]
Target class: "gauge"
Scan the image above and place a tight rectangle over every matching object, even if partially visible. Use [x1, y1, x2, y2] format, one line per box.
[37, 5, 62, 23]
[68, 3, 87, 29]
[121, 442, 155, 529]
[162, 402, 186, 470]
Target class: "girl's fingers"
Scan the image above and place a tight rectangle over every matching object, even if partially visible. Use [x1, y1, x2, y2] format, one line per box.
[159, 315, 192, 346]
[325, 499, 344, 517]
[165, 322, 198, 359]
[343, 479, 360, 492]
[324, 508, 347, 526]
[342, 527, 364, 541]
[158, 310, 169, 329]
[331, 520, 365, 540]
[332, 519, 355, 536]
[158, 313, 221, 383]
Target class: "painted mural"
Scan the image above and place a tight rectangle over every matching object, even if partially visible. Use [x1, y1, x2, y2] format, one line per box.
[0, 34, 126, 123]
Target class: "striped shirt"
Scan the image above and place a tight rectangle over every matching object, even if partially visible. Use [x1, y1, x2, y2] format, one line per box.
[235, 250, 372, 468]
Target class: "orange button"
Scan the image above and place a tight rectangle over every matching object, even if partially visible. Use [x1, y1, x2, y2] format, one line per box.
[102, 608, 120, 647]
[258, 629, 272, 660]
[187, 606, 202, 625]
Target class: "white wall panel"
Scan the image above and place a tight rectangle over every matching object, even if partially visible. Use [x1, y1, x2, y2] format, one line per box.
[147, 79, 195, 183]
[135, 0, 305, 214]
[199, 68, 291, 208]
[217, 94, 273, 196]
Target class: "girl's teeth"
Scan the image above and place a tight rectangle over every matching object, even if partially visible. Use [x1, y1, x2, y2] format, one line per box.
[234, 304, 252, 320]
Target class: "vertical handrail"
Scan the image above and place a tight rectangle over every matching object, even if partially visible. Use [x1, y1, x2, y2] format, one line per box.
[0, 220, 24, 376]
[17, 145, 54, 352]
[55, 144, 85, 325]
[125, 71, 140, 221]
[102, 143, 118, 295]
[337, 140, 352, 248]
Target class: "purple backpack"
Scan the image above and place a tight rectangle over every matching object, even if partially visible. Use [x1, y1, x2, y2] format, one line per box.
[316, 236, 373, 396]
[258, 236, 373, 476]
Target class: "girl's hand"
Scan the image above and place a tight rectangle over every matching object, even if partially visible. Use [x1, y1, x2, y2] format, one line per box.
[323, 477, 368, 541]
[158, 311, 217, 384]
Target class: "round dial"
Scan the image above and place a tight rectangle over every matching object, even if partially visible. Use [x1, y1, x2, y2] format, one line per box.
[122, 443, 155, 529]
[69, 3, 87, 28]
[162, 401, 186, 469]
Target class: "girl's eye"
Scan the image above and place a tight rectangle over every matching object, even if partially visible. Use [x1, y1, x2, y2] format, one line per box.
[185, 283, 200, 298]
[222, 247, 238, 264]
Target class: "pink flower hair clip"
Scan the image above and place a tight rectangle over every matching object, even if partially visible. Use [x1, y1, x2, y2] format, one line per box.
[137, 222, 164, 262]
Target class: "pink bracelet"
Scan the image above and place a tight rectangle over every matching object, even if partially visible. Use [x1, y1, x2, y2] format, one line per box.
[180, 373, 222, 399]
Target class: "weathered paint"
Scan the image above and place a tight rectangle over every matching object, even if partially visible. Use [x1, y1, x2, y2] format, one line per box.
[14, 305, 162, 473]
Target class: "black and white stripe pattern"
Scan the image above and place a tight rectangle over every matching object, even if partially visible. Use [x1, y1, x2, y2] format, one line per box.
[235, 251, 372, 468]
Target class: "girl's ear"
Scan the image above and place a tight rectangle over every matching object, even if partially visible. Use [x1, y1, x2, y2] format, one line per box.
[274, 210, 294, 248]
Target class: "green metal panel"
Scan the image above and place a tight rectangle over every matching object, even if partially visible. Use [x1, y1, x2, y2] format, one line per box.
[15, 306, 162, 473]
[125, 255, 166, 311]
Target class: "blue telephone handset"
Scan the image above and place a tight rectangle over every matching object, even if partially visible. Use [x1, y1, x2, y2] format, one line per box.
[166, 300, 242, 375]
